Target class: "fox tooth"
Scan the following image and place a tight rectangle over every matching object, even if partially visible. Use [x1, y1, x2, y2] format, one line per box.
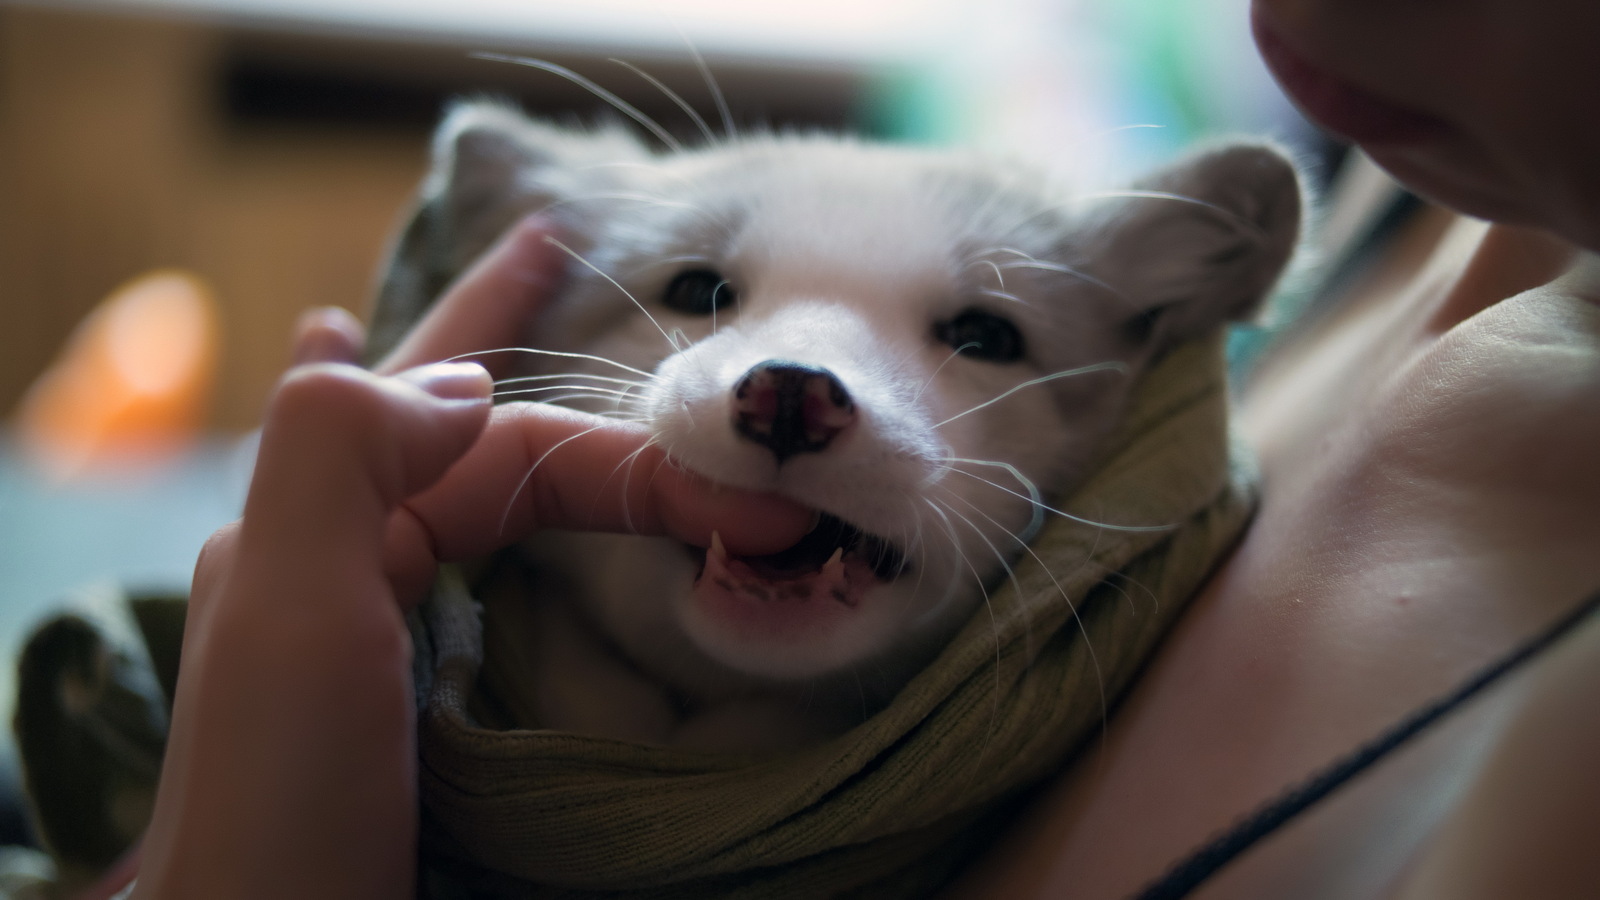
[822, 546, 845, 580]
[710, 530, 727, 562]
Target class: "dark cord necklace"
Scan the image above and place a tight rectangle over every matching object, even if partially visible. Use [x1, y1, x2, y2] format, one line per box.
[1130, 588, 1600, 900]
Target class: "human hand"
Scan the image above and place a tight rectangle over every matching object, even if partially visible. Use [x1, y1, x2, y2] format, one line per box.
[130, 220, 810, 899]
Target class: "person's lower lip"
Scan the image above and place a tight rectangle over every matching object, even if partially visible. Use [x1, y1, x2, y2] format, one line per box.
[1251, 6, 1452, 146]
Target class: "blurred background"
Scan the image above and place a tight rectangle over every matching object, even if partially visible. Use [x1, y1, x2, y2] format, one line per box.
[0, 0, 1329, 849]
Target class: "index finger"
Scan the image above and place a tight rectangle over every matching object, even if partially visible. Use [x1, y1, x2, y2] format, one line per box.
[376, 215, 566, 377]
[400, 403, 813, 562]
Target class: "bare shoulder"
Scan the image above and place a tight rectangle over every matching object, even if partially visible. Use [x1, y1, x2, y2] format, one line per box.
[1388, 271, 1600, 898]
[1423, 271, 1600, 419]
[1365, 268, 1600, 540]
[1390, 611, 1600, 900]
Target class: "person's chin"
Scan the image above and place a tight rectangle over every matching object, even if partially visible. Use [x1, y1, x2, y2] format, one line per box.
[1367, 147, 1534, 229]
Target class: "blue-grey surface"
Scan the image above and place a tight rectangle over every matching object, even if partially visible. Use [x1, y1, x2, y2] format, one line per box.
[0, 432, 254, 785]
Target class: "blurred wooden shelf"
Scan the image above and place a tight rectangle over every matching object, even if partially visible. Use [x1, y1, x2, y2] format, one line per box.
[0, 4, 865, 430]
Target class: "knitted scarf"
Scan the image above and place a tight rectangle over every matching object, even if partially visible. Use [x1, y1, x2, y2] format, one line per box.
[410, 334, 1255, 898]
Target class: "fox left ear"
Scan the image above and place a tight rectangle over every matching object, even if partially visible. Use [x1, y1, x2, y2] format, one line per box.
[366, 100, 653, 362]
[1080, 142, 1303, 353]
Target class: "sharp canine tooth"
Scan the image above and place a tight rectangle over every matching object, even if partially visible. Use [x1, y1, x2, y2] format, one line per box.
[710, 531, 726, 561]
[823, 546, 845, 579]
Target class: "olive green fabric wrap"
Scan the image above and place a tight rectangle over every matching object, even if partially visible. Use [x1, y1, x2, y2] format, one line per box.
[412, 334, 1255, 898]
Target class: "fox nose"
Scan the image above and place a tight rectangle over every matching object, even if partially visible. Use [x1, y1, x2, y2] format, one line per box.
[732, 360, 855, 463]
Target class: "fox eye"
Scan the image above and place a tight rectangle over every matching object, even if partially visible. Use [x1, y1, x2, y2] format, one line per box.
[662, 269, 736, 315]
[934, 308, 1025, 363]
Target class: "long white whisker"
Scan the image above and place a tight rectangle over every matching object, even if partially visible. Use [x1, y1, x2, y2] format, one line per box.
[495, 372, 648, 389]
[943, 461, 1174, 534]
[912, 344, 979, 404]
[499, 422, 615, 536]
[966, 258, 1005, 292]
[1114, 568, 1160, 610]
[509, 393, 641, 413]
[916, 499, 986, 628]
[934, 363, 1128, 429]
[493, 385, 642, 401]
[927, 498, 1006, 773]
[942, 457, 1042, 542]
[941, 491, 1035, 657]
[492, 381, 649, 415]
[674, 23, 736, 140]
[469, 53, 684, 152]
[544, 237, 682, 352]
[941, 498, 1025, 619]
[948, 492, 1109, 749]
[601, 436, 658, 535]
[608, 58, 716, 146]
[991, 252, 1128, 302]
[443, 347, 655, 380]
[890, 492, 929, 614]
[979, 287, 1029, 306]
[1073, 189, 1269, 242]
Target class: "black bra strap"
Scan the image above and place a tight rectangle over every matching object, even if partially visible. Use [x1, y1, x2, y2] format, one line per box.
[1130, 588, 1600, 900]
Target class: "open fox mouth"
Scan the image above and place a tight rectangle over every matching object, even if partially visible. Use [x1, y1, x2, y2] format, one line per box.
[690, 513, 908, 609]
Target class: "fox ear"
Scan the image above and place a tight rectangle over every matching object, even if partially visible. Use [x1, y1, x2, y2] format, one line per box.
[1080, 142, 1303, 354]
[425, 100, 653, 249]
[366, 100, 651, 361]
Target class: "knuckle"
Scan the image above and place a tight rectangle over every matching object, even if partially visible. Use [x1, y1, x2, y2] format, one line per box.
[270, 364, 389, 439]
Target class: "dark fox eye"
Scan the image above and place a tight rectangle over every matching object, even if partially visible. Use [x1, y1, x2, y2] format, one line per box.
[934, 309, 1025, 363]
[662, 269, 736, 315]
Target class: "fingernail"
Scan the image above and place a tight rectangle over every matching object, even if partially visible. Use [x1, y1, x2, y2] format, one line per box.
[398, 362, 492, 402]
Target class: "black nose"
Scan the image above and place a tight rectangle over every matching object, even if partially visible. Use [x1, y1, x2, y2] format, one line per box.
[732, 360, 856, 463]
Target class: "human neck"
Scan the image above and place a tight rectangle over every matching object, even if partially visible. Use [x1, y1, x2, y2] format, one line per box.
[1422, 221, 1576, 333]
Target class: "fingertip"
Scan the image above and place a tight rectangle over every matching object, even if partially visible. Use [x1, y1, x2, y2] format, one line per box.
[394, 361, 493, 404]
[251, 364, 493, 535]
[292, 306, 366, 366]
[653, 466, 814, 556]
[720, 493, 815, 555]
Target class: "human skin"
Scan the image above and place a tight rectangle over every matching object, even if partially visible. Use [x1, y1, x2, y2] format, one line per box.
[129, 219, 812, 898]
[953, 1, 1600, 896]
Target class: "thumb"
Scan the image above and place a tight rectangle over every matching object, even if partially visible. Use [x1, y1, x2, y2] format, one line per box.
[240, 362, 492, 572]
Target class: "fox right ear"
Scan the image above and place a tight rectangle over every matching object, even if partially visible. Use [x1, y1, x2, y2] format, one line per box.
[430, 102, 555, 233]
[426, 101, 653, 245]
[366, 101, 651, 361]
